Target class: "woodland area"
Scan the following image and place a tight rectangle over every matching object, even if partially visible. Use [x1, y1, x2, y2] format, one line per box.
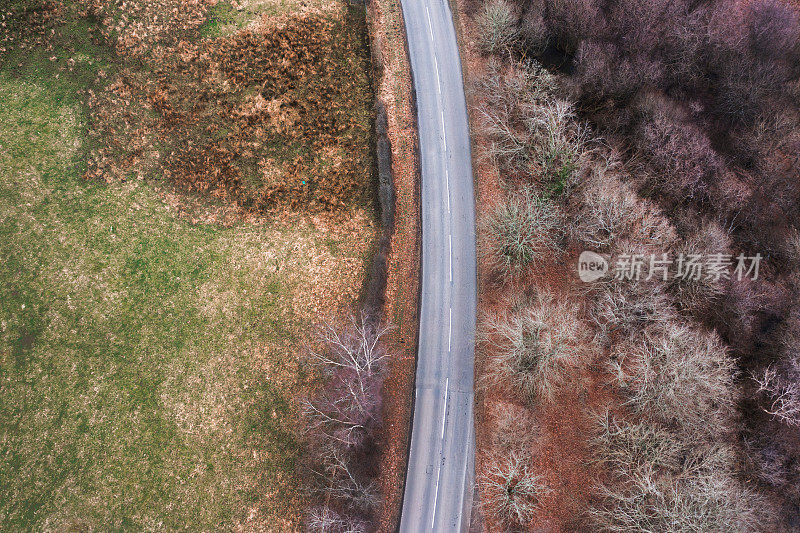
[466, 0, 800, 530]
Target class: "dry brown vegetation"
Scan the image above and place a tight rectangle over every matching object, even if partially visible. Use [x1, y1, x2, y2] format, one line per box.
[3, 0, 375, 217]
[82, 2, 374, 214]
[458, 0, 800, 530]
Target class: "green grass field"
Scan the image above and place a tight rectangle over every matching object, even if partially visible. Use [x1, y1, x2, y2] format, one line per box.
[0, 7, 375, 530]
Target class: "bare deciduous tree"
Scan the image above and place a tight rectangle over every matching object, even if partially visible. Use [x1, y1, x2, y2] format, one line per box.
[480, 291, 587, 403]
[480, 187, 565, 279]
[610, 324, 738, 440]
[302, 311, 392, 530]
[476, 0, 520, 55]
[303, 313, 391, 448]
[479, 452, 550, 528]
[754, 361, 800, 427]
[306, 507, 369, 533]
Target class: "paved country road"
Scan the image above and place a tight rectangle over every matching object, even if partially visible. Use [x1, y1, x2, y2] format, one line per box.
[398, 0, 477, 530]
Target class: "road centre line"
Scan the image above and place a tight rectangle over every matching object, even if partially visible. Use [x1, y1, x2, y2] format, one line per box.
[445, 167, 450, 212]
[448, 307, 452, 352]
[440, 109, 447, 146]
[426, 6, 434, 40]
[434, 56, 441, 93]
[431, 462, 441, 529]
[441, 377, 449, 439]
[449, 234, 452, 283]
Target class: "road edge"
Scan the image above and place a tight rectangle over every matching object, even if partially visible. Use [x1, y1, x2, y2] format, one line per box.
[364, 1, 424, 530]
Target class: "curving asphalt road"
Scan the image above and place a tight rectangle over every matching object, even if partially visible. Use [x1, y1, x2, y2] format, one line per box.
[398, 0, 477, 531]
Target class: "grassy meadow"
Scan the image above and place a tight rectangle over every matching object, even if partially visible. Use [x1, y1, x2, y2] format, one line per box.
[0, 2, 376, 530]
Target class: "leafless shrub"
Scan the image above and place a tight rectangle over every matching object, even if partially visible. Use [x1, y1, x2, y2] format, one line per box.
[476, 0, 520, 55]
[531, 100, 588, 196]
[574, 165, 678, 253]
[747, 0, 800, 61]
[593, 413, 682, 479]
[668, 220, 732, 314]
[590, 414, 766, 533]
[721, 275, 795, 355]
[490, 400, 539, 452]
[312, 446, 380, 513]
[479, 452, 551, 528]
[634, 92, 721, 201]
[785, 228, 800, 270]
[475, 59, 588, 193]
[542, 0, 600, 51]
[475, 59, 558, 175]
[481, 292, 588, 403]
[593, 412, 740, 479]
[610, 324, 738, 439]
[481, 187, 564, 278]
[589, 467, 765, 533]
[591, 281, 677, 342]
[744, 437, 795, 489]
[306, 507, 369, 533]
[518, 0, 548, 55]
[573, 164, 634, 252]
[573, 40, 664, 102]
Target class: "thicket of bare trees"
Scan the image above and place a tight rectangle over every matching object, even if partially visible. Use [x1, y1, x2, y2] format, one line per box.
[590, 414, 765, 533]
[471, 0, 798, 527]
[302, 312, 391, 532]
[534, 0, 800, 526]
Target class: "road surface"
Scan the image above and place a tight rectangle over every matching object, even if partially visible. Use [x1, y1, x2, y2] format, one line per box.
[398, 0, 477, 531]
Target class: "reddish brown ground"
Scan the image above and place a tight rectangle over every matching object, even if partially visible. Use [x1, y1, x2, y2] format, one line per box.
[366, 0, 422, 530]
[450, 1, 617, 531]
